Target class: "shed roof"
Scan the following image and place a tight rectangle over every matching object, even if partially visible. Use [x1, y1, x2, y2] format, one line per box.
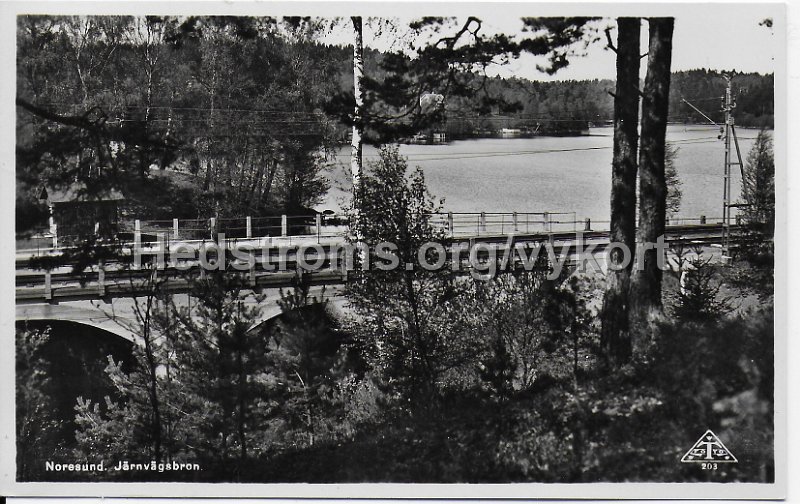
[41, 182, 125, 204]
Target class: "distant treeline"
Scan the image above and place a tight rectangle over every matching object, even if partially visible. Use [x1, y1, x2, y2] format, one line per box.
[324, 44, 773, 136]
[482, 69, 774, 130]
[669, 69, 773, 128]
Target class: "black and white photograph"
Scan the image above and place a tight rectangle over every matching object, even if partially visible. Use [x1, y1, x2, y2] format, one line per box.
[2, 0, 788, 498]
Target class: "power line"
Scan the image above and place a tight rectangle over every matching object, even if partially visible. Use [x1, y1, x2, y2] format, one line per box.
[327, 137, 729, 163]
[29, 102, 746, 126]
[680, 95, 723, 102]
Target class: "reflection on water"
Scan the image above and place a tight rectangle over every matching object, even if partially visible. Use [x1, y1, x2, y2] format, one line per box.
[324, 125, 760, 224]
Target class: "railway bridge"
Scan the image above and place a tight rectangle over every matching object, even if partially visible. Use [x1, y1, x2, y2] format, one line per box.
[16, 211, 735, 343]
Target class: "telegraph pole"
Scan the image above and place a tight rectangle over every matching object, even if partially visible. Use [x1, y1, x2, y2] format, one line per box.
[681, 76, 745, 260]
[720, 75, 745, 259]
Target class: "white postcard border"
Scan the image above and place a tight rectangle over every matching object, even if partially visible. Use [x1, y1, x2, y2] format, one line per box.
[0, 0, 790, 499]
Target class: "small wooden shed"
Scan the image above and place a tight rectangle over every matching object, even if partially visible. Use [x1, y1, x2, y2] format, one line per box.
[39, 182, 125, 239]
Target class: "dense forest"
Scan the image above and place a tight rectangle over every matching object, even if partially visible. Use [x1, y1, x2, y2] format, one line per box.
[17, 16, 340, 233]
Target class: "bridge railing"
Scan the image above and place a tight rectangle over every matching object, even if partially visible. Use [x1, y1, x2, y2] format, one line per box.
[124, 215, 351, 242]
[666, 216, 727, 226]
[16, 211, 732, 257]
[16, 222, 743, 303]
[428, 212, 579, 237]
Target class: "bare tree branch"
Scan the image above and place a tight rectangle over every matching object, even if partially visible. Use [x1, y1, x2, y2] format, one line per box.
[604, 27, 617, 53]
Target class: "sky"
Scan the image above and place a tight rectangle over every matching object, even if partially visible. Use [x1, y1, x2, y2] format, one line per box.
[321, 6, 779, 82]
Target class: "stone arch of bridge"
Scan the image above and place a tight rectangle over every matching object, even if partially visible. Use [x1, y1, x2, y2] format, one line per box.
[247, 292, 349, 334]
[16, 285, 347, 345]
[16, 302, 139, 343]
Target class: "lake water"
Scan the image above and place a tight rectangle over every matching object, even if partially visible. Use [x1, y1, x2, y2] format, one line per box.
[323, 125, 760, 225]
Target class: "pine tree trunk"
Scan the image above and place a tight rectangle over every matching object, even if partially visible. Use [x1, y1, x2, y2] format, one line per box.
[600, 17, 640, 367]
[630, 18, 674, 349]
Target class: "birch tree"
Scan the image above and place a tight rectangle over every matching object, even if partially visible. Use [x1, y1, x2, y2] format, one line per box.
[351, 16, 364, 188]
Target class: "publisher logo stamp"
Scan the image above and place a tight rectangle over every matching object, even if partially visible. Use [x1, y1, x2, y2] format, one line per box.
[681, 429, 738, 469]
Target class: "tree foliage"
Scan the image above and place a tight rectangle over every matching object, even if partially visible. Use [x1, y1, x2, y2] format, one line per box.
[665, 143, 683, 216]
[741, 130, 775, 233]
[16, 15, 338, 235]
[73, 269, 274, 479]
[345, 146, 471, 401]
[728, 130, 774, 300]
[670, 257, 733, 323]
[16, 327, 60, 481]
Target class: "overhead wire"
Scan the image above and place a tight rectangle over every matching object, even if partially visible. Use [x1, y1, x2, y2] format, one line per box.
[323, 136, 747, 163]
